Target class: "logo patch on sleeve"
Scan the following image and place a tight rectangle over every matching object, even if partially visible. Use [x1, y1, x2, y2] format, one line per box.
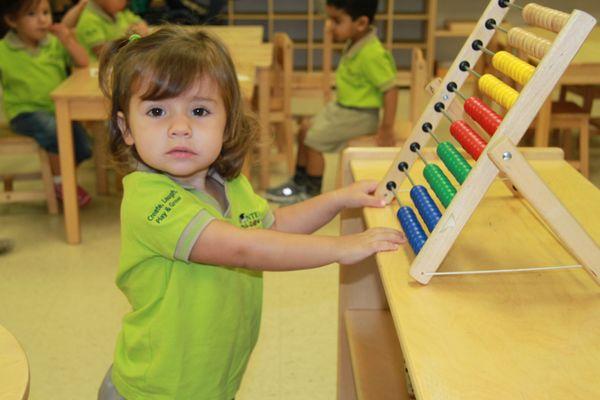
[239, 211, 261, 228]
[147, 190, 183, 224]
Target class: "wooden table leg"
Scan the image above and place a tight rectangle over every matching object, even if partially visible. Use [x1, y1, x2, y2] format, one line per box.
[55, 99, 81, 244]
[534, 98, 552, 147]
[257, 67, 271, 189]
[90, 122, 109, 195]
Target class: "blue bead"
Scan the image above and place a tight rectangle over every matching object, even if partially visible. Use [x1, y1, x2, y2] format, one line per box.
[397, 206, 428, 254]
[410, 185, 442, 232]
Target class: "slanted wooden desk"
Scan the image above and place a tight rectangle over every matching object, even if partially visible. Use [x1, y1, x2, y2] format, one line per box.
[0, 324, 29, 400]
[338, 147, 600, 400]
[51, 26, 272, 244]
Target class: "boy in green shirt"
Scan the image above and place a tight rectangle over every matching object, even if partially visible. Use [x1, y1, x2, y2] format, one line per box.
[266, 0, 399, 204]
[76, 0, 148, 59]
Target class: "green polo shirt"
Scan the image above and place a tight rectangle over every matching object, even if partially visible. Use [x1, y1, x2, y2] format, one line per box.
[112, 170, 274, 400]
[76, 1, 142, 60]
[335, 29, 397, 109]
[0, 32, 70, 121]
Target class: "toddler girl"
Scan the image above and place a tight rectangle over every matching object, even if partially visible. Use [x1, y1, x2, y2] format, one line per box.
[97, 26, 405, 400]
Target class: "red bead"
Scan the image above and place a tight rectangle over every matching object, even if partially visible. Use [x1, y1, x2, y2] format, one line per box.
[464, 97, 503, 136]
[450, 120, 487, 160]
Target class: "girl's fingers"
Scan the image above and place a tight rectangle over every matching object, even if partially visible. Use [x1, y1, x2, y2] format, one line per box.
[368, 228, 406, 243]
[360, 180, 379, 193]
[363, 194, 386, 208]
[374, 241, 400, 252]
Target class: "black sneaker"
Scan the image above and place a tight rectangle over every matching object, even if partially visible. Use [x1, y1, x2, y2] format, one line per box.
[0, 238, 14, 255]
[265, 180, 307, 204]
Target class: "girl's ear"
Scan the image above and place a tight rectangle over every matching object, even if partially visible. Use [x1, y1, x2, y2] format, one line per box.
[117, 111, 134, 145]
[4, 15, 18, 30]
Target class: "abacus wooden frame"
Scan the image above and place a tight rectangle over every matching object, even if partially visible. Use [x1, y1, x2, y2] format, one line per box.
[374, 1, 600, 285]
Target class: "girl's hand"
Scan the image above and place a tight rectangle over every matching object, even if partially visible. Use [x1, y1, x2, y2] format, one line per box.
[49, 23, 73, 44]
[128, 21, 150, 36]
[61, 0, 88, 29]
[337, 227, 406, 265]
[336, 180, 387, 209]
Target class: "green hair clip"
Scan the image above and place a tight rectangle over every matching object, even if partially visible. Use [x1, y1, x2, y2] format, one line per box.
[128, 33, 142, 43]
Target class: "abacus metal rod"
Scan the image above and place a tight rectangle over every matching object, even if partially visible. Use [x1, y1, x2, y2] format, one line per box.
[495, 24, 508, 34]
[500, 0, 523, 10]
[485, 18, 509, 34]
[412, 147, 429, 164]
[475, 43, 495, 57]
[439, 108, 454, 123]
[422, 124, 441, 144]
[387, 183, 403, 206]
[465, 67, 482, 79]
[451, 88, 468, 101]
[401, 169, 416, 186]
[424, 264, 582, 276]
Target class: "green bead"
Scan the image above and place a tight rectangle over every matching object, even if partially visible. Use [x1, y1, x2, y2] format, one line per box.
[423, 164, 457, 208]
[437, 142, 472, 184]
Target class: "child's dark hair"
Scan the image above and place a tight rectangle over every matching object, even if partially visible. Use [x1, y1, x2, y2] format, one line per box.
[99, 25, 258, 179]
[0, 0, 44, 36]
[326, 0, 378, 24]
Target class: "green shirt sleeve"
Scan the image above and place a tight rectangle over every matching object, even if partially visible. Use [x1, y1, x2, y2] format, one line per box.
[235, 174, 275, 229]
[122, 173, 215, 262]
[122, 9, 142, 25]
[77, 15, 107, 50]
[361, 47, 398, 93]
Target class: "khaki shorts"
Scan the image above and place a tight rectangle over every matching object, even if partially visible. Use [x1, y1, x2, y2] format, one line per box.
[304, 101, 380, 153]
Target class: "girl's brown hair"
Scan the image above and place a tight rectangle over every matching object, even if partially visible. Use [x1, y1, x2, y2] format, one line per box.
[1, 0, 44, 36]
[99, 25, 258, 179]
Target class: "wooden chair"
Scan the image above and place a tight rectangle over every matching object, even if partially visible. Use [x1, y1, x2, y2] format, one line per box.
[560, 85, 600, 131]
[0, 125, 58, 213]
[269, 32, 295, 173]
[549, 101, 590, 177]
[248, 32, 294, 176]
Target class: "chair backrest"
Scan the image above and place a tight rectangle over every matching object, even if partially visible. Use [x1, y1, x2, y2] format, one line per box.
[409, 48, 427, 126]
[322, 19, 334, 102]
[271, 32, 293, 115]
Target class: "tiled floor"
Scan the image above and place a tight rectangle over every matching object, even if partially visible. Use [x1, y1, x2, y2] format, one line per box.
[1, 90, 599, 399]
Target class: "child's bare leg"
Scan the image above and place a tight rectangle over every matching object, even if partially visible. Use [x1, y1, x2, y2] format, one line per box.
[49, 153, 61, 176]
[306, 147, 325, 177]
[296, 118, 309, 168]
[304, 147, 324, 196]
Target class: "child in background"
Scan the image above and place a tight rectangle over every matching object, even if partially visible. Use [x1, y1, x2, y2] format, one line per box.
[266, 0, 399, 204]
[97, 26, 405, 400]
[0, 0, 93, 207]
[76, 0, 148, 60]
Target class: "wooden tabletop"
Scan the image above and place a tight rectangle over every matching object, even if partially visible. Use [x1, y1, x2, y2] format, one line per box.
[351, 157, 600, 399]
[0, 324, 29, 400]
[52, 25, 273, 102]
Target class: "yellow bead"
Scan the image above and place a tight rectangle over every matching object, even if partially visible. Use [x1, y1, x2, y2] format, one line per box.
[478, 74, 519, 110]
[492, 51, 535, 86]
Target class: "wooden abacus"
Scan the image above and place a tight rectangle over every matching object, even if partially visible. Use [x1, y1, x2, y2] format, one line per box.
[377, 0, 600, 285]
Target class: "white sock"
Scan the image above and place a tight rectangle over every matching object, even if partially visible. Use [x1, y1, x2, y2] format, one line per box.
[53, 176, 62, 184]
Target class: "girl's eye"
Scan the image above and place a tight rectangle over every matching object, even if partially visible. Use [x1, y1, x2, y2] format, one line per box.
[147, 108, 165, 117]
[192, 108, 210, 117]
